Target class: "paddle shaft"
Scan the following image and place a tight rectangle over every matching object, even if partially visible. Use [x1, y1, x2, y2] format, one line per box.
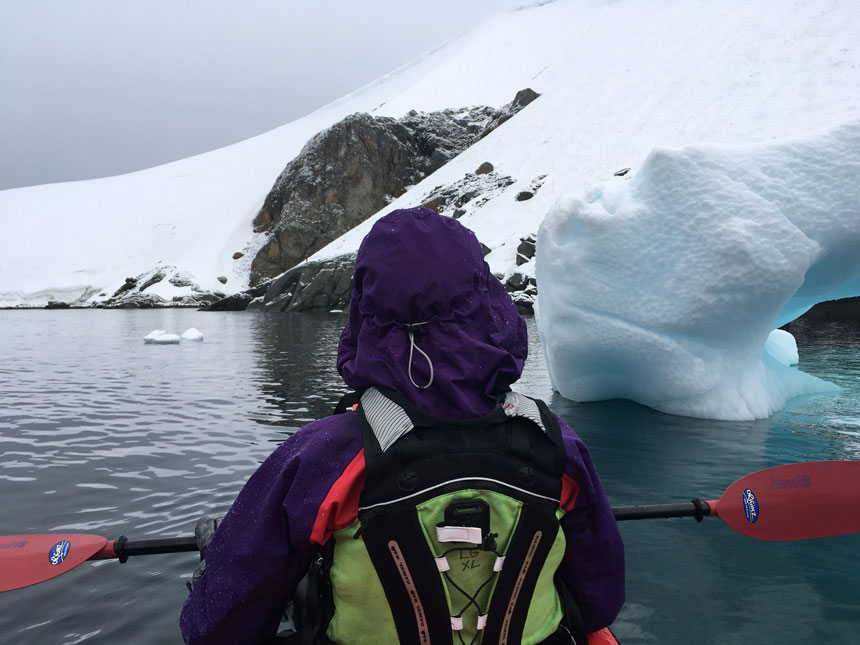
[613, 500, 713, 521]
[89, 535, 200, 561]
[92, 502, 718, 561]
[121, 536, 199, 556]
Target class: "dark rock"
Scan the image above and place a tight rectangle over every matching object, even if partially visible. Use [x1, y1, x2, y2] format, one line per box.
[455, 190, 479, 207]
[102, 268, 216, 309]
[115, 293, 169, 309]
[516, 191, 534, 202]
[506, 274, 538, 315]
[205, 294, 254, 311]
[138, 271, 165, 292]
[112, 277, 138, 298]
[480, 243, 491, 257]
[477, 88, 541, 141]
[475, 162, 494, 175]
[512, 88, 540, 109]
[249, 89, 541, 285]
[789, 296, 860, 322]
[421, 195, 449, 213]
[202, 281, 271, 312]
[232, 252, 245, 260]
[418, 172, 515, 221]
[217, 276, 228, 284]
[249, 104, 508, 285]
[505, 271, 528, 292]
[257, 253, 356, 313]
[516, 236, 536, 266]
[45, 301, 70, 309]
[614, 168, 631, 177]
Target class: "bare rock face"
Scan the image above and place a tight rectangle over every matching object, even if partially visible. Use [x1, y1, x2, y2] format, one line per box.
[788, 296, 860, 322]
[252, 253, 357, 312]
[249, 90, 540, 285]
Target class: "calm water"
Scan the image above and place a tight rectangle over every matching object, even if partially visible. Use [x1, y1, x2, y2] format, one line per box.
[0, 310, 858, 644]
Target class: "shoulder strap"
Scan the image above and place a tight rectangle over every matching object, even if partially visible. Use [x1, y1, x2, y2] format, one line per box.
[359, 386, 559, 453]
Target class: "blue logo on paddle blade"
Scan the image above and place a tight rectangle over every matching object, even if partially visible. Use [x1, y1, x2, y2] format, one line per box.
[743, 489, 759, 524]
[49, 540, 71, 566]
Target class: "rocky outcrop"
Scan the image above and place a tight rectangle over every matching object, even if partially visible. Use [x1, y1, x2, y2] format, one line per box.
[249, 89, 541, 285]
[97, 266, 224, 308]
[516, 236, 536, 266]
[788, 296, 860, 323]
[249, 254, 357, 312]
[419, 169, 516, 220]
[504, 270, 538, 314]
[202, 281, 270, 312]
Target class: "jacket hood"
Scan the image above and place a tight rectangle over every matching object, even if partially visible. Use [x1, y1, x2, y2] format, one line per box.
[337, 207, 528, 419]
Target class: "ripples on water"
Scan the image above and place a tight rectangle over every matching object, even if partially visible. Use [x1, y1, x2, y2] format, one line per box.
[0, 311, 858, 644]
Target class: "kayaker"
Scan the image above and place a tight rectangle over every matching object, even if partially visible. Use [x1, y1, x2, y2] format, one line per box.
[180, 207, 625, 645]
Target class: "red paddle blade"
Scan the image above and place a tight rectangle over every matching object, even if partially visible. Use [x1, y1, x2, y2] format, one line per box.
[711, 461, 860, 541]
[0, 534, 109, 592]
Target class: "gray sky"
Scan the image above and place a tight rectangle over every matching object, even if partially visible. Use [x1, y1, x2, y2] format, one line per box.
[0, 1, 525, 190]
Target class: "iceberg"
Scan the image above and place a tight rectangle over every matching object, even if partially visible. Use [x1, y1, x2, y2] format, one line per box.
[143, 328, 203, 344]
[536, 121, 860, 420]
[143, 330, 180, 345]
[181, 328, 204, 342]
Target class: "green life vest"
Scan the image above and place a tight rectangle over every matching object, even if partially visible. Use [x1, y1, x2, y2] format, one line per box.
[322, 387, 585, 645]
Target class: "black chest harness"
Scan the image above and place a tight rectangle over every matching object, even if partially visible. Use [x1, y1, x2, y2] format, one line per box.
[341, 386, 587, 645]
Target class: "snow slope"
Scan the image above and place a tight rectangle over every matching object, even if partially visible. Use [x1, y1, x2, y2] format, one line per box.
[2, 0, 859, 308]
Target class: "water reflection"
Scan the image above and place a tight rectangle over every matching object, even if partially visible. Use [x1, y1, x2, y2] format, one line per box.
[248, 312, 350, 437]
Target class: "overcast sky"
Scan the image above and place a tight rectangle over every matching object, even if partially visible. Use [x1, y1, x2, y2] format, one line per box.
[0, 1, 526, 191]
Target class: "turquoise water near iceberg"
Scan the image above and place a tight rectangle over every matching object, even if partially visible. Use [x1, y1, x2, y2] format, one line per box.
[0, 310, 857, 644]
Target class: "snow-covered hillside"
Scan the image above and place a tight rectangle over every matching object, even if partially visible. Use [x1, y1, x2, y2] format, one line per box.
[2, 0, 859, 307]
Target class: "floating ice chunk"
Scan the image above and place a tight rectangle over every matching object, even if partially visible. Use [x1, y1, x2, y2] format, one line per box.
[143, 329, 180, 345]
[536, 121, 859, 421]
[151, 334, 180, 345]
[181, 328, 204, 342]
[765, 329, 799, 367]
[143, 329, 166, 344]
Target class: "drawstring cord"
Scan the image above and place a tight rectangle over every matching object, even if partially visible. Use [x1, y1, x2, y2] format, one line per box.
[404, 322, 434, 390]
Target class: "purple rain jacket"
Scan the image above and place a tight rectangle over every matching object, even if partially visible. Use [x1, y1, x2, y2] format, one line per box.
[180, 208, 625, 644]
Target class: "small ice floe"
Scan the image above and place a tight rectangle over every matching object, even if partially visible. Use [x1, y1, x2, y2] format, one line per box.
[181, 327, 204, 342]
[143, 329, 180, 345]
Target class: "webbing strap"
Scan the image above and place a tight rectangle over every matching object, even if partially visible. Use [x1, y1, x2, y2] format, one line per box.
[501, 392, 548, 433]
[361, 387, 550, 455]
[360, 387, 414, 452]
